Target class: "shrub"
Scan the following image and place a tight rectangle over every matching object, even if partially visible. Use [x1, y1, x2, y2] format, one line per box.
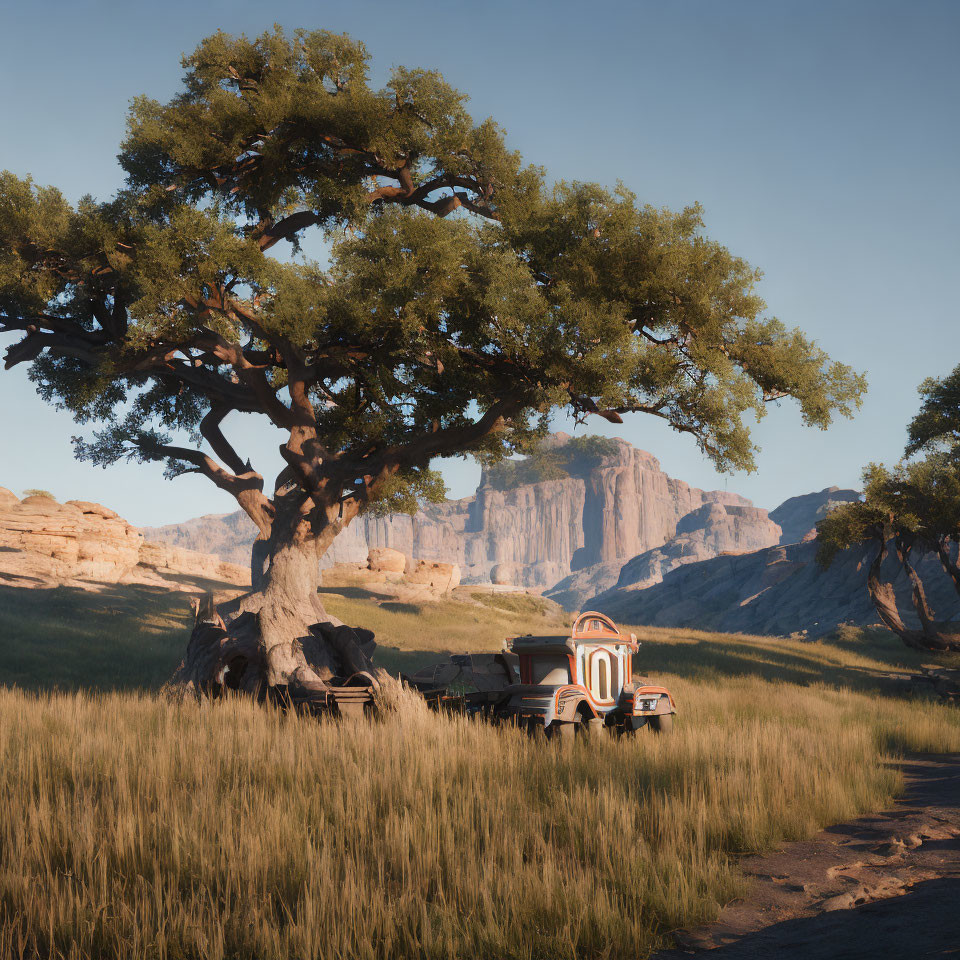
[486, 436, 620, 490]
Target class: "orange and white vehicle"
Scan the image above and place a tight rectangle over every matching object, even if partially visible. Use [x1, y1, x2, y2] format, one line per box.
[495, 612, 676, 738]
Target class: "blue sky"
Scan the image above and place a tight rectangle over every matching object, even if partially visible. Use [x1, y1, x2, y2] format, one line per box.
[1, 0, 958, 526]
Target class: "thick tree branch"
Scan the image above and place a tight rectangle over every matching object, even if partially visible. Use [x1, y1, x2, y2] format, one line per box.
[3, 330, 105, 370]
[352, 397, 524, 492]
[199, 405, 249, 475]
[138, 437, 274, 537]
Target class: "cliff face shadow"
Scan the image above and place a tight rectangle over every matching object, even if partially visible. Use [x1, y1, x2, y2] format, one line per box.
[0, 581, 197, 692]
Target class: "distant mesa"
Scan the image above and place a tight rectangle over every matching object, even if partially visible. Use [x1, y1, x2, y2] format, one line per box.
[146, 433, 780, 601]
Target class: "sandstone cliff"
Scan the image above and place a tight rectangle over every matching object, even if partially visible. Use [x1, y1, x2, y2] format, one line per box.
[145, 435, 772, 592]
[547, 501, 782, 611]
[0, 488, 249, 590]
[582, 484, 960, 637]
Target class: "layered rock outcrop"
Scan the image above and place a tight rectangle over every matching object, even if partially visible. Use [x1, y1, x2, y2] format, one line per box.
[321, 547, 461, 598]
[137, 540, 249, 585]
[0, 488, 248, 590]
[0, 492, 143, 585]
[547, 502, 782, 611]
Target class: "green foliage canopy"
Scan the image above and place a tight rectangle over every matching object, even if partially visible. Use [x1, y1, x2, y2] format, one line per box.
[906, 366, 960, 459]
[485, 436, 619, 490]
[818, 367, 960, 567]
[0, 27, 866, 545]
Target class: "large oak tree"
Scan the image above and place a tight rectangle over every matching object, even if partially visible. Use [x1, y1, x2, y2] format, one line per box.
[0, 28, 865, 691]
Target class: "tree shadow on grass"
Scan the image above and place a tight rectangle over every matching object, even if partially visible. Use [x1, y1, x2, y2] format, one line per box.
[318, 585, 380, 601]
[378, 601, 424, 616]
[372, 645, 457, 676]
[0, 576, 243, 693]
[0, 577, 454, 691]
[636, 633, 929, 696]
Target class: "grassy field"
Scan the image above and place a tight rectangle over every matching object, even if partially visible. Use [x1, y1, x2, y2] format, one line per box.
[0, 580, 569, 690]
[321, 585, 570, 674]
[0, 580, 196, 690]
[1, 580, 959, 959]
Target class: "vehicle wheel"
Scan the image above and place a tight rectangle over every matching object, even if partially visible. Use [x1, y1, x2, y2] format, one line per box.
[523, 717, 545, 738]
[585, 717, 606, 738]
[618, 716, 646, 735]
[648, 713, 674, 734]
[547, 721, 577, 743]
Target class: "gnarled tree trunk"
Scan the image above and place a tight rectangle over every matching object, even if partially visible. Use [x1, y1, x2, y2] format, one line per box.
[167, 494, 379, 699]
[865, 534, 960, 653]
[935, 538, 960, 595]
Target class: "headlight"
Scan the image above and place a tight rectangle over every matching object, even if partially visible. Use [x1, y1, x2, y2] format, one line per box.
[635, 697, 659, 712]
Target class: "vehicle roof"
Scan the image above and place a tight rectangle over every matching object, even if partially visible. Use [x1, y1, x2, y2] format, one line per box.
[507, 612, 636, 653]
[510, 635, 624, 645]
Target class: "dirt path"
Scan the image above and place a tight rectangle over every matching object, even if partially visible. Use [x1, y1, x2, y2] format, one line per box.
[651, 754, 960, 959]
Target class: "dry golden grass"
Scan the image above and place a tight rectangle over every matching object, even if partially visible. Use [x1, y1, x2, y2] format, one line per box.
[2, 650, 959, 959]
[2, 583, 959, 958]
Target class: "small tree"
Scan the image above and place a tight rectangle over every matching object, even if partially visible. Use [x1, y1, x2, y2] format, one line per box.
[818, 367, 960, 652]
[0, 28, 865, 691]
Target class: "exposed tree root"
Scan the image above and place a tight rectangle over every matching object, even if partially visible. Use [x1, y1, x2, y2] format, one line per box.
[164, 588, 380, 702]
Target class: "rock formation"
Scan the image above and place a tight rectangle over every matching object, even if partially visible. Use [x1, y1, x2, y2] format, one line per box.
[146, 434, 769, 592]
[142, 509, 258, 566]
[547, 502, 782, 611]
[585, 538, 960, 639]
[137, 540, 249, 586]
[322, 546, 462, 599]
[582, 484, 960, 638]
[769, 486, 861, 546]
[0, 488, 249, 590]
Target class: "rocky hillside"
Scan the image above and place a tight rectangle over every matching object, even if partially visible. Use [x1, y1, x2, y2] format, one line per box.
[546, 501, 781, 610]
[584, 486, 960, 637]
[586, 538, 960, 638]
[143, 510, 256, 566]
[0, 488, 249, 591]
[145, 434, 781, 591]
[769, 486, 861, 546]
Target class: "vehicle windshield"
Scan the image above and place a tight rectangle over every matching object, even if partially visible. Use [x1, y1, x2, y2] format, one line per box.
[530, 655, 571, 685]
